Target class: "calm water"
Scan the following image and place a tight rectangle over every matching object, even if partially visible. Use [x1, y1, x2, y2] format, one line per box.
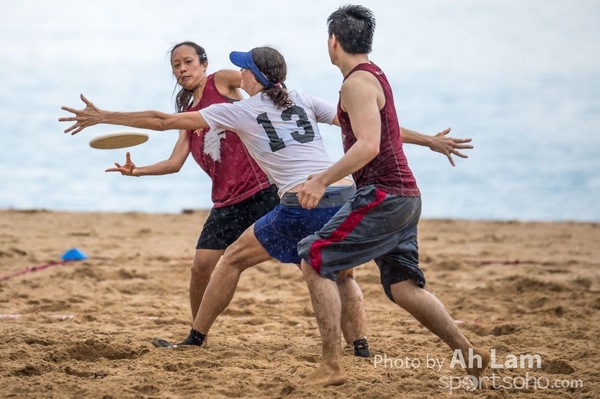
[1, 0, 598, 221]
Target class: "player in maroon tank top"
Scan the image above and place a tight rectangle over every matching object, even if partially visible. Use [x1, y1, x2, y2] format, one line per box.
[297, 5, 491, 388]
[104, 42, 280, 333]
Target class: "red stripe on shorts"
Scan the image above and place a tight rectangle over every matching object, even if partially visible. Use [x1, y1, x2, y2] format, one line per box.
[309, 188, 387, 274]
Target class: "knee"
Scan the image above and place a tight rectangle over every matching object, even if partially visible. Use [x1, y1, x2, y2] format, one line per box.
[220, 256, 245, 273]
[219, 246, 256, 274]
[383, 279, 420, 304]
[190, 259, 213, 276]
[335, 275, 353, 287]
[190, 258, 215, 278]
[336, 269, 355, 286]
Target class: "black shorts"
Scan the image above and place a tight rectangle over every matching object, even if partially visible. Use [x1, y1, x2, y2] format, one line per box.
[196, 185, 280, 250]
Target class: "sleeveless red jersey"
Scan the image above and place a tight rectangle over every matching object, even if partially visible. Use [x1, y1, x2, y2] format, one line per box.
[337, 62, 420, 197]
[186, 74, 272, 208]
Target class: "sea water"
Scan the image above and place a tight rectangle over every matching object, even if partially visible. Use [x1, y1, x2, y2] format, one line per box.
[0, 0, 598, 221]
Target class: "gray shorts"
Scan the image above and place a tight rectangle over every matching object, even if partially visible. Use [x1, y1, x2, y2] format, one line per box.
[297, 185, 425, 292]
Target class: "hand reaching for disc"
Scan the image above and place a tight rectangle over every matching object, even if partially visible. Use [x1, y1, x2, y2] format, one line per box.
[106, 152, 138, 176]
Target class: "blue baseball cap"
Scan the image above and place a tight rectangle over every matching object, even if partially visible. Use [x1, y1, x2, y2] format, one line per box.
[229, 50, 273, 89]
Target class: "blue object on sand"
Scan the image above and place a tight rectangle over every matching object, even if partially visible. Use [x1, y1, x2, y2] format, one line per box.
[61, 248, 88, 261]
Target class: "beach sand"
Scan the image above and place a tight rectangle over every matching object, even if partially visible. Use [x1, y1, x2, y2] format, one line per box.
[0, 209, 598, 398]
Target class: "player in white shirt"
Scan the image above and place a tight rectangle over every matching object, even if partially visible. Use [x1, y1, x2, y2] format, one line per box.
[201, 88, 344, 197]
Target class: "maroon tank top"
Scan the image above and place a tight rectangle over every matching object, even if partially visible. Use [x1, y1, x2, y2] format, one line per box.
[337, 62, 420, 197]
[186, 74, 272, 208]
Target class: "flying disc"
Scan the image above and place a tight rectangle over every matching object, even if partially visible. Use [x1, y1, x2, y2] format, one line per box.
[89, 131, 149, 149]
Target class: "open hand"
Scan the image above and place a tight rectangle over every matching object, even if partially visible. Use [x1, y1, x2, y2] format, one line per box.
[59, 94, 105, 135]
[105, 152, 138, 176]
[429, 127, 474, 167]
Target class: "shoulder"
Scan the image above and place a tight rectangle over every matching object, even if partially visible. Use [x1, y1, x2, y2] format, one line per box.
[288, 90, 304, 103]
[213, 69, 242, 85]
[342, 70, 381, 98]
[340, 70, 384, 112]
[290, 91, 326, 107]
[213, 70, 243, 99]
[344, 69, 379, 87]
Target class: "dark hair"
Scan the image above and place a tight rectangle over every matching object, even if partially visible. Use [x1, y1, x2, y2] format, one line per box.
[251, 47, 292, 109]
[170, 41, 208, 113]
[327, 5, 376, 54]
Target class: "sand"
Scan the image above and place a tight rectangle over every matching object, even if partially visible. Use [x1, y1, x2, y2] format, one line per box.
[0, 209, 598, 398]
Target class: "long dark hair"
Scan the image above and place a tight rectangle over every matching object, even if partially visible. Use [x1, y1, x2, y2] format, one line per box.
[251, 47, 292, 109]
[170, 41, 208, 113]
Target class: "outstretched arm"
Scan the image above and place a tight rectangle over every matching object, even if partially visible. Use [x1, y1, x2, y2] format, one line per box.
[105, 131, 191, 176]
[59, 94, 209, 135]
[400, 127, 473, 167]
[331, 115, 473, 167]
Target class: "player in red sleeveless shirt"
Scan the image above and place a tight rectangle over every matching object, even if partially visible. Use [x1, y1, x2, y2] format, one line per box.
[105, 42, 279, 329]
[297, 5, 491, 387]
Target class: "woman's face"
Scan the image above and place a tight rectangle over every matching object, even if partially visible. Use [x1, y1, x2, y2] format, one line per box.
[240, 68, 260, 96]
[171, 45, 206, 90]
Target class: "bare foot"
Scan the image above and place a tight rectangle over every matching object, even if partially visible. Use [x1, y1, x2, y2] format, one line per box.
[465, 347, 491, 389]
[302, 363, 347, 387]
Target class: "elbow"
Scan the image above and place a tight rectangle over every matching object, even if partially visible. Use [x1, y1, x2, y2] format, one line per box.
[157, 119, 169, 131]
[367, 143, 380, 159]
[166, 160, 185, 173]
[155, 112, 171, 131]
[356, 141, 379, 164]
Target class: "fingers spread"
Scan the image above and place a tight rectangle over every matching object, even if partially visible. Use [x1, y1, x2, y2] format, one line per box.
[447, 154, 456, 167]
[453, 138, 473, 144]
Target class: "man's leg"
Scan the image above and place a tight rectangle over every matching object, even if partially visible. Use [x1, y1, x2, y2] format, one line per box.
[300, 260, 347, 387]
[336, 268, 369, 356]
[390, 280, 490, 385]
[189, 249, 224, 320]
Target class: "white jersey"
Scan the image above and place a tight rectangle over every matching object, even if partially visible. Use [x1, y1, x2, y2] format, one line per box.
[200, 90, 349, 196]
